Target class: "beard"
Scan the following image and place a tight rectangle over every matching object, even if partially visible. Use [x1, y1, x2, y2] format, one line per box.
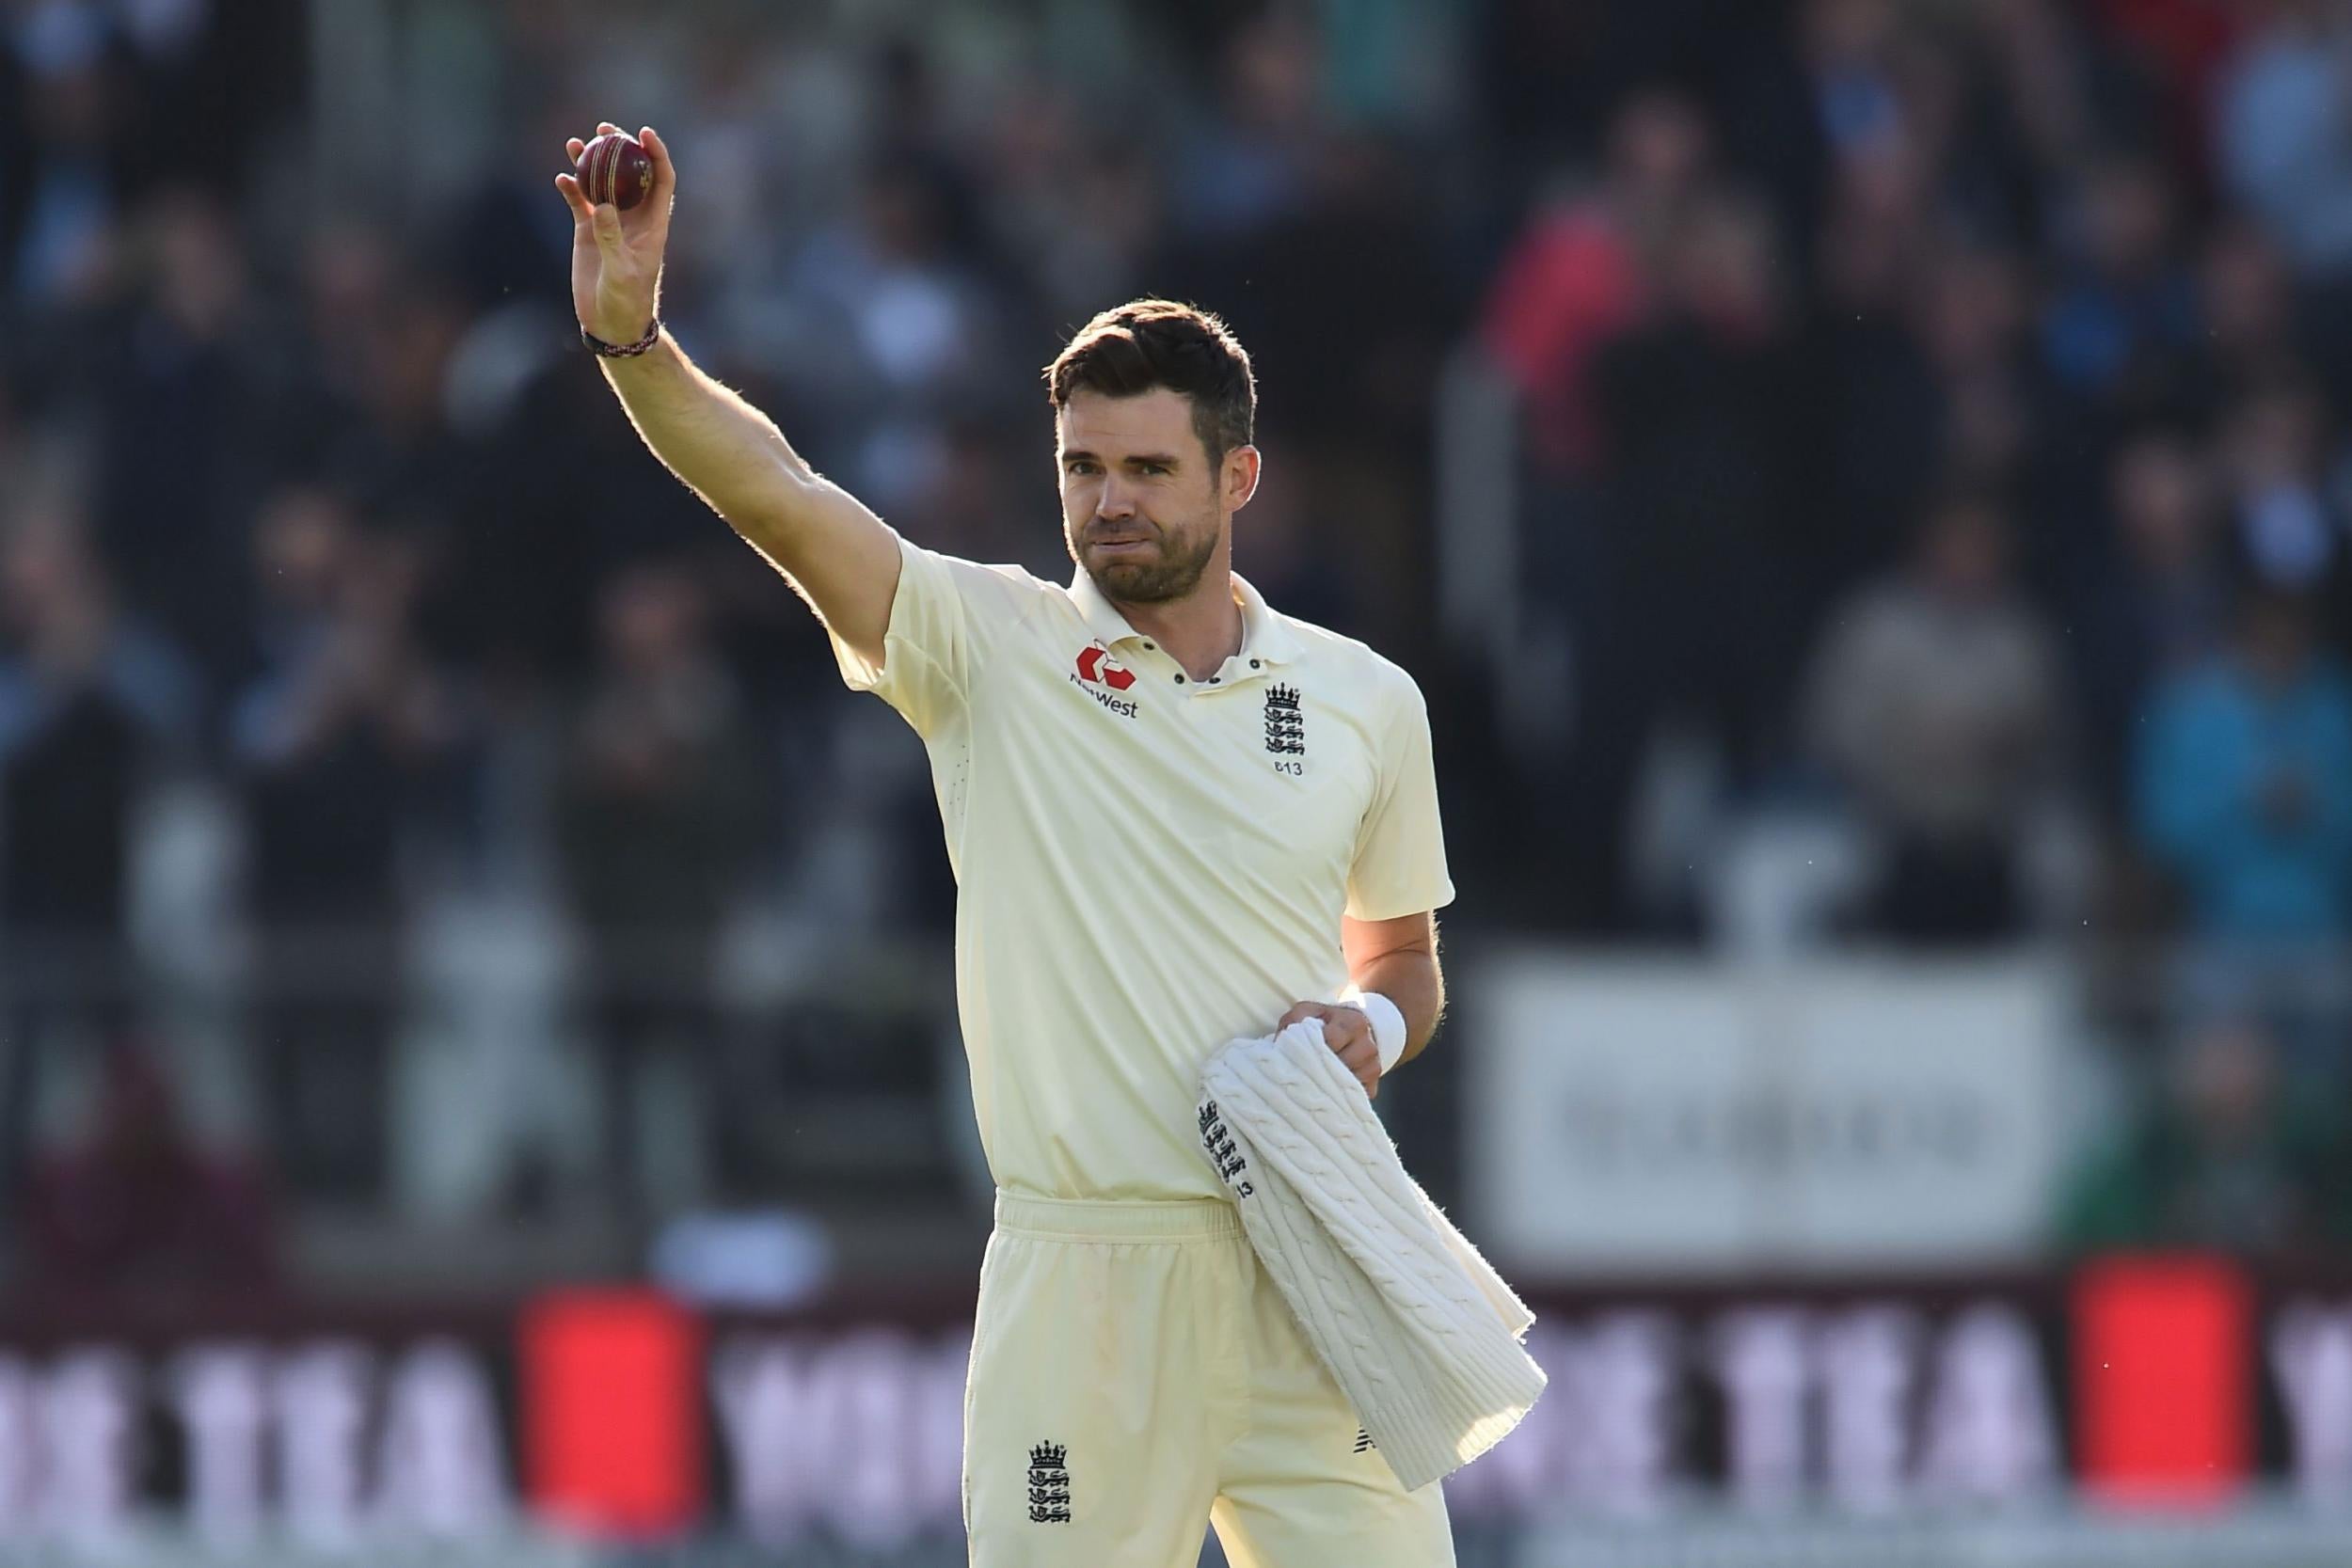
[1073, 519, 1219, 605]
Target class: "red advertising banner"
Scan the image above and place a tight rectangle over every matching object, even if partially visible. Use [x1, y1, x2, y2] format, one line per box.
[521, 1289, 704, 1536]
[2074, 1256, 2253, 1506]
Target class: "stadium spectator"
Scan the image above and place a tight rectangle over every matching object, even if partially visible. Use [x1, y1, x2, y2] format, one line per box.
[1804, 488, 2068, 944]
[2214, 0, 2352, 277]
[2219, 375, 2347, 600]
[778, 152, 1009, 517]
[1724, 0, 1907, 261]
[2093, 0, 2238, 174]
[1478, 88, 1708, 477]
[2134, 583, 2352, 944]
[553, 563, 765, 1211]
[1914, 245, 2039, 502]
[1806, 139, 1943, 590]
[89, 190, 268, 683]
[1181, 130, 1447, 457]
[2058, 1013, 2334, 1254]
[1566, 189, 1815, 927]
[2038, 155, 2200, 407]
[2077, 432, 2232, 813]
[2191, 221, 2306, 418]
[323, 267, 478, 546]
[1794, 0, 1908, 167]
[1168, 131, 1450, 639]
[0, 481, 194, 1190]
[230, 488, 461, 1201]
[1973, 0, 2161, 215]
[1169, 9, 1322, 245]
[289, 217, 394, 428]
[2, 0, 136, 309]
[982, 83, 1164, 330]
[19, 1039, 276, 1299]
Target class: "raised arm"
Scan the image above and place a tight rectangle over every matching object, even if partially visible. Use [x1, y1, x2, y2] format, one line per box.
[554, 122, 898, 666]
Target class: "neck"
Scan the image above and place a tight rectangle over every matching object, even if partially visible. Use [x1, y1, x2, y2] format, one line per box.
[1113, 568, 1245, 683]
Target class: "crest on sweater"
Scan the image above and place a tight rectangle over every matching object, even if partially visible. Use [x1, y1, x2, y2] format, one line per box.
[1197, 1101, 1254, 1197]
[1027, 1441, 1072, 1524]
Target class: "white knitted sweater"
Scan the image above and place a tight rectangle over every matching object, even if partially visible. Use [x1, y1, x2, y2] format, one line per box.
[1198, 1021, 1547, 1492]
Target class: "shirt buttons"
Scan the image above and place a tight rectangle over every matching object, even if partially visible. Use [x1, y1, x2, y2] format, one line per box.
[1210, 676, 1221, 684]
[1143, 642, 1155, 651]
[1249, 659, 1261, 669]
[1174, 674, 1185, 684]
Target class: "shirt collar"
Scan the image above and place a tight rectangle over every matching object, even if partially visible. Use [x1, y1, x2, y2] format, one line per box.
[1232, 571, 1304, 667]
[1065, 566, 1304, 668]
[1068, 564, 1141, 651]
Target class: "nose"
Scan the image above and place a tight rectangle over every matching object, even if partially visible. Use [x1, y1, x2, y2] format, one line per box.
[1095, 471, 1137, 521]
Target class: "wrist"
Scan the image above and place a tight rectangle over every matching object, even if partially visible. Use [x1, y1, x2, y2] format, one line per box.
[1340, 986, 1408, 1074]
[583, 315, 661, 357]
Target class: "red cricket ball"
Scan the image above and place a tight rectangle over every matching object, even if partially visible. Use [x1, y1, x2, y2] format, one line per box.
[576, 132, 654, 213]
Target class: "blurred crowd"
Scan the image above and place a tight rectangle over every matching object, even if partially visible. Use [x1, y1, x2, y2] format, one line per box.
[0, 0, 2346, 1289]
[1481, 0, 2351, 952]
[1459, 0, 2352, 1259]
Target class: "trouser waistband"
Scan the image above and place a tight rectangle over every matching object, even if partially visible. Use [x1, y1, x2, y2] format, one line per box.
[993, 1189, 1245, 1242]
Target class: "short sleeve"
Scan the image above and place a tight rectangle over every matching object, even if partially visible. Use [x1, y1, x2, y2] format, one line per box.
[829, 533, 1032, 739]
[1345, 670, 1456, 921]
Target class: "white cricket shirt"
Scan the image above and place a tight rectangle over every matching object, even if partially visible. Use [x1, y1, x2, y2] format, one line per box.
[829, 532, 1454, 1200]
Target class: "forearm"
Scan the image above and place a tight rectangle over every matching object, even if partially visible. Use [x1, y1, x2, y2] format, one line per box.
[598, 334, 900, 655]
[600, 334, 813, 531]
[1350, 950, 1444, 1066]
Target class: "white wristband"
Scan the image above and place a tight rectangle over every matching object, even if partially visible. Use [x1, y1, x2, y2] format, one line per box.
[1341, 987, 1408, 1074]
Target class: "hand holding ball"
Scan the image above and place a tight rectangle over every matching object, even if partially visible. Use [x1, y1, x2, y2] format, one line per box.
[555, 123, 673, 353]
[575, 131, 654, 213]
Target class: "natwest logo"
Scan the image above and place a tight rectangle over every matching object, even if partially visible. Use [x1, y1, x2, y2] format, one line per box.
[1073, 643, 1136, 690]
[1071, 641, 1140, 719]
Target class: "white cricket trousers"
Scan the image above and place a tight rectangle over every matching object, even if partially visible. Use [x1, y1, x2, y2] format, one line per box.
[962, 1190, 1454, 1567]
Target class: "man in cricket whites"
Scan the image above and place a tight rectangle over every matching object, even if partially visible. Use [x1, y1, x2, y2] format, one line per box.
[559, 120, 1455, 1566]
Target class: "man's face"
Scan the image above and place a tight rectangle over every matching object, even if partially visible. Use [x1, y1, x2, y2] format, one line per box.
[1057, 387, 1240, 605]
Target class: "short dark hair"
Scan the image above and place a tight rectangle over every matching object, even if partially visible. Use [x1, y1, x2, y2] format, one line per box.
[1043, 299, 1256, 464]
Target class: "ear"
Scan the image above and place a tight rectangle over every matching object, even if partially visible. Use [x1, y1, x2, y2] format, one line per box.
[1224, 445, 1262, 513]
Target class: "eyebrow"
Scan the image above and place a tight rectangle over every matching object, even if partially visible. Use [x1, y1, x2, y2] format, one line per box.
[1060, 449, 1183, 468]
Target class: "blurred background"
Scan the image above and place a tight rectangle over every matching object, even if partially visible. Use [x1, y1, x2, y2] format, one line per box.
[0, 0, 2349, 1562]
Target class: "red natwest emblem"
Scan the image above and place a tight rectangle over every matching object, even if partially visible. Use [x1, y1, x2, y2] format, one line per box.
[1074, 643, 1136, 691]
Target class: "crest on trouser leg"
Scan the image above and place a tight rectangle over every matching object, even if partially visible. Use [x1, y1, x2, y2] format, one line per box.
[1027, 1441, 1072, 1523]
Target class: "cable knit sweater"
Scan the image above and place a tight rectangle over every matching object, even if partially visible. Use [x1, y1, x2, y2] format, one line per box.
[1198, 1021, 1547, 1491]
